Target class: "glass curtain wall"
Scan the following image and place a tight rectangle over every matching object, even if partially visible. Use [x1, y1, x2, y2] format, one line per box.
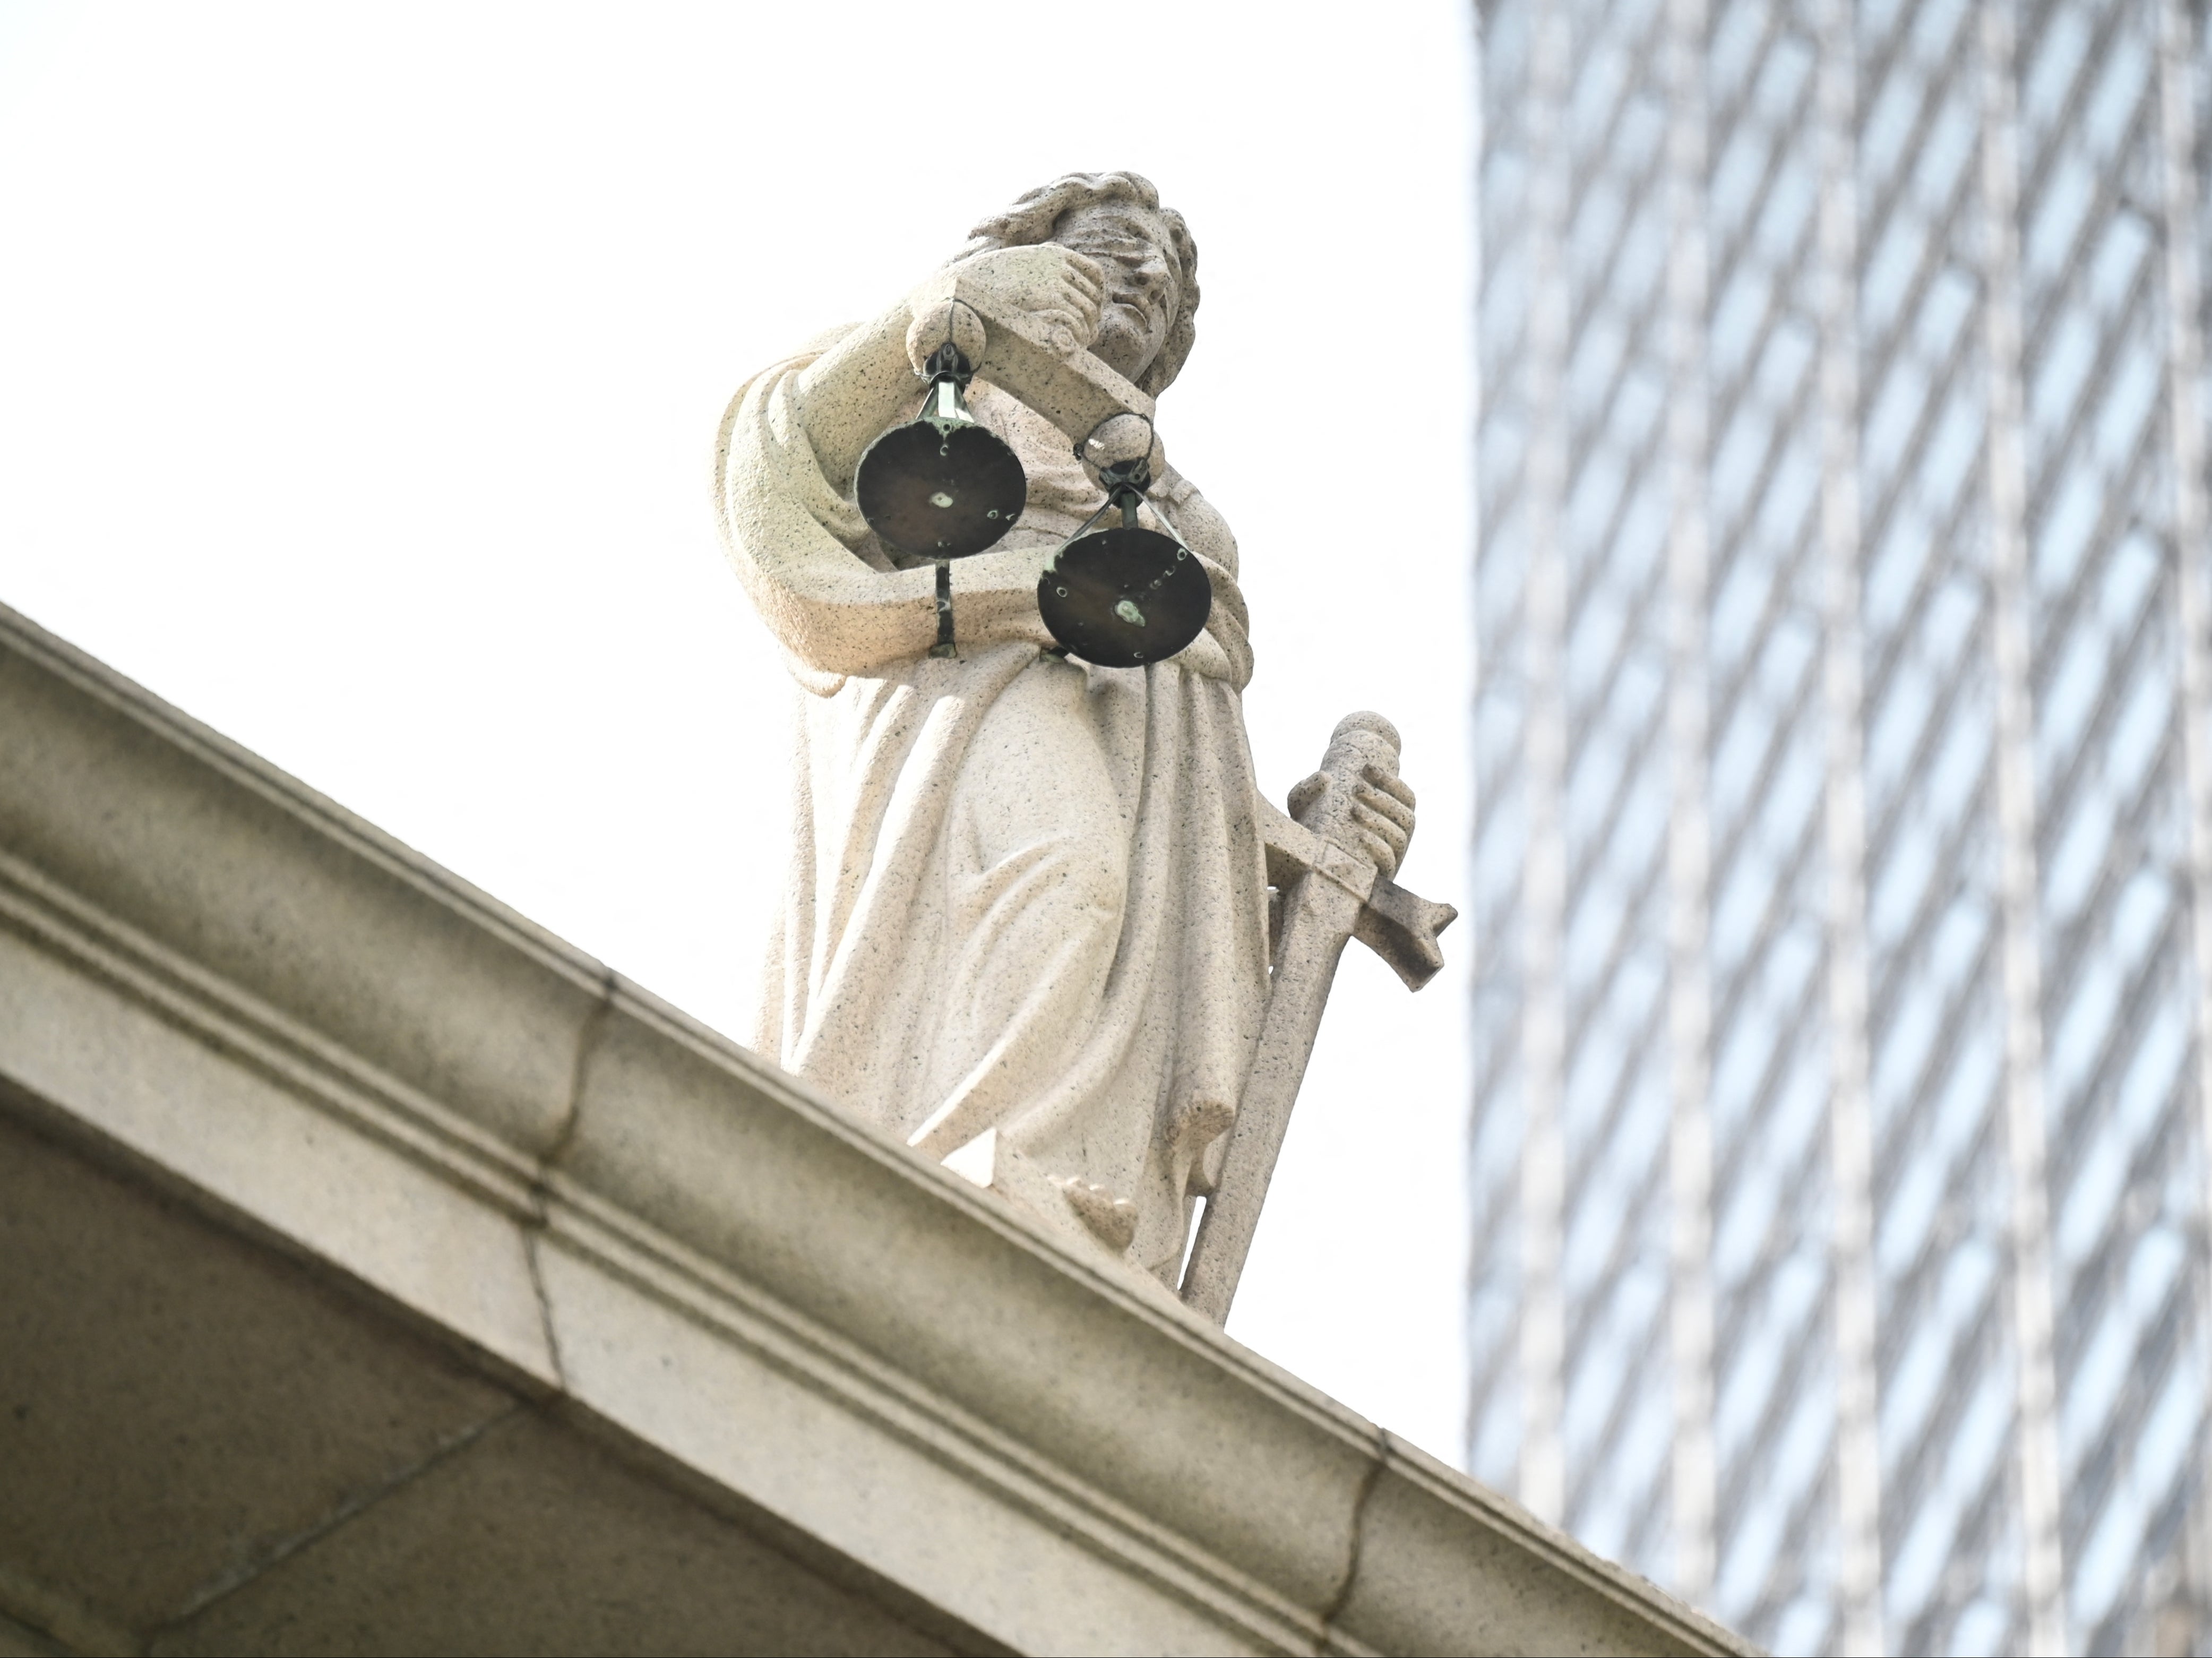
[1471, 1, 2212, 1651]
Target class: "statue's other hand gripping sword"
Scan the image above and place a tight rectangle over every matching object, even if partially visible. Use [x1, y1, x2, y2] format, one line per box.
[1177, 712, 1458, 1325]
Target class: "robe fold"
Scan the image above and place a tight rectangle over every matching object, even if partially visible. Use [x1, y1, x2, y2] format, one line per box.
[716, 341, 1270, 1280]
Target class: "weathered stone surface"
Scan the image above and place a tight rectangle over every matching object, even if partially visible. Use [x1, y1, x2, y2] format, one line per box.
[153, 1412, 954, 1658]
[0, 598, 1753, 1656]
[0, 1102, 515, 1638]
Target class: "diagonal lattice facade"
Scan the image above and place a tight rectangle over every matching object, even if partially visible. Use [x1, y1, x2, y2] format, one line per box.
[1471, 1, 2212, 1651]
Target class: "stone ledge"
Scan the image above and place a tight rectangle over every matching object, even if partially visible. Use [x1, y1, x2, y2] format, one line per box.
[0, 600, 1753, 1656]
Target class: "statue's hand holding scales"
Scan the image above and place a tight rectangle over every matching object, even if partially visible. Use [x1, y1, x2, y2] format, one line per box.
[850, 242, 1210, 669]
[918, 243, 1108, 365]
[719, 174, 1449, 1316]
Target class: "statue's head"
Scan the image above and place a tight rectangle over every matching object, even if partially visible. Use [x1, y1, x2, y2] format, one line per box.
[956, 171, 1199, 397]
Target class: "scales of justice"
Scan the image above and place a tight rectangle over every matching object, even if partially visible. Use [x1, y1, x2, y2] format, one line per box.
[855, 292, 1211, 671]
[717, 173, 1455, 1321]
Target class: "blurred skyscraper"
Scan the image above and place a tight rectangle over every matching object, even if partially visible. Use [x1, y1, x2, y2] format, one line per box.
[1471, 0, 2212, 1651]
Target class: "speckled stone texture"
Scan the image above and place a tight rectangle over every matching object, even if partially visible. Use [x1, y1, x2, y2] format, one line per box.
[717, 173, 1452, 1316]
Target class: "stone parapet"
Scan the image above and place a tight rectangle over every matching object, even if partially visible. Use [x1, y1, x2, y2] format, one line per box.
[0, 601, 1752, 1656]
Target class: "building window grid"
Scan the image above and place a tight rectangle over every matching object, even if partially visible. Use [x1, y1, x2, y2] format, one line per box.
[1471, 0, 2212, 1650]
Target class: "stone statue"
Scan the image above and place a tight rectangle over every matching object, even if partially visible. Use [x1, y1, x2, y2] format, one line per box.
[716, 173, 1452, 1316]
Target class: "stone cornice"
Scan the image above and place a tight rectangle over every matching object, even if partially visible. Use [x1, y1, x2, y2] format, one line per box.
[0, 601, 1752, 1656]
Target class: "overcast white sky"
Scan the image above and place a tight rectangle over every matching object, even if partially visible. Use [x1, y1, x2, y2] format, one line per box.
[0, 2, 1479, 1464]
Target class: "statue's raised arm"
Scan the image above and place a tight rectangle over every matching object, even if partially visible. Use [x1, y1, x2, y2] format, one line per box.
[786, 244, 1111, 491]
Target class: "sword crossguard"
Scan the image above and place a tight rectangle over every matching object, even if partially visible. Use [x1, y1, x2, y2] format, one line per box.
[1254, 711, 1458, 996]
[1258, 798, 1458, 990]
[1356, 880, 1458, 991]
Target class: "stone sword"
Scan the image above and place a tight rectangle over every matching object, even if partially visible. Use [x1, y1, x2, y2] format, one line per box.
[890, 295, 1457, 1313]
[1178, 712, 1458, 1325]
